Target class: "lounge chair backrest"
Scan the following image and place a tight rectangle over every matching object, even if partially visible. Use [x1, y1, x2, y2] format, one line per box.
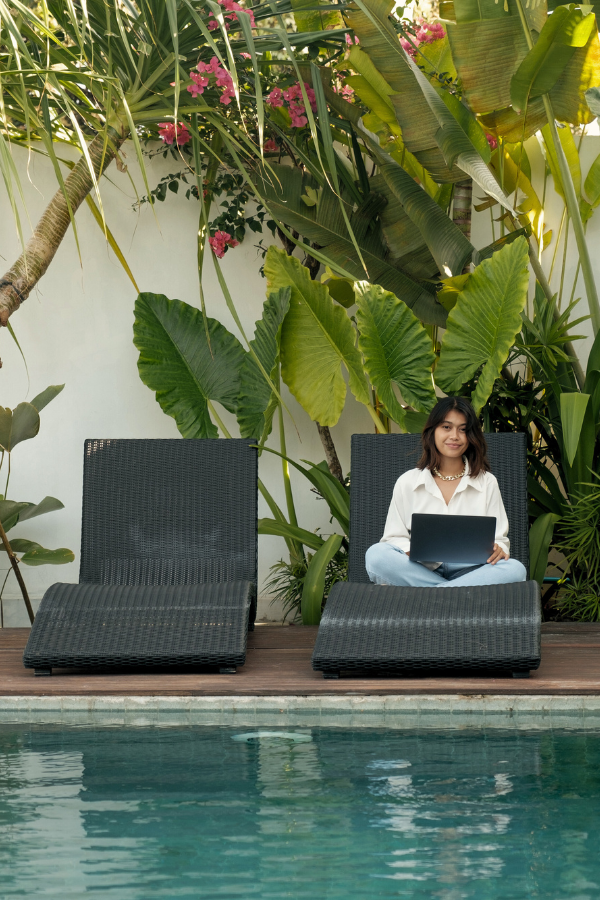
[348, 432, 529, 582]
[79, 438, 257, 586]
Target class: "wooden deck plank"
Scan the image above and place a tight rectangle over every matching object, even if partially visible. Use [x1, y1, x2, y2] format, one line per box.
[1, 624, 599, 696]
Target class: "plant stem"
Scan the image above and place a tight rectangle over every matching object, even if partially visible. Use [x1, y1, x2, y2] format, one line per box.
[316, 423, 344, 482]
[278, 404, 299, 527]
[558, 216, 570, 309]
[366, 401, 389, 434]
[548, 207, 566, 285]
[542, 100, 600, 332]
[0, 521, 34, 624]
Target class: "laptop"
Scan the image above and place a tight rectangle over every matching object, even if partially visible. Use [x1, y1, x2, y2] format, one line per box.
[410, 514, 496, 564]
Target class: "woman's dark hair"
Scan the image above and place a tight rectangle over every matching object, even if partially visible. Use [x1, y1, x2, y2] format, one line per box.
[418, 396, 490, 478]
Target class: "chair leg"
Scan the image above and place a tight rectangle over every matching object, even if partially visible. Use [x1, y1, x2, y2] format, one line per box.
[219, 666, 237, 674]
[323, 670, 340, 679]
[34, 667, 52, 676]
[512, 670, 530, 679]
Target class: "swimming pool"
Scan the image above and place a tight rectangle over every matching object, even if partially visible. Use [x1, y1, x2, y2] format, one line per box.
[1, 724, 599, 898]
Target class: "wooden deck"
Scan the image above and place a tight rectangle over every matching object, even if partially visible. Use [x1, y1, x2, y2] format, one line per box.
[1, 623, 599, 696]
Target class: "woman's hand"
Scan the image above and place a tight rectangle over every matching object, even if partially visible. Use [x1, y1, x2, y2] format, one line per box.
[487, 543, 509, 565]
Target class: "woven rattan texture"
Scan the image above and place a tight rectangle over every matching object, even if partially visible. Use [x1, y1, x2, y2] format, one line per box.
[312, 581, 541, 673]
[23, 582, 253, 669]
[79, 438, 257, 589]
[348, 432, 529, 583]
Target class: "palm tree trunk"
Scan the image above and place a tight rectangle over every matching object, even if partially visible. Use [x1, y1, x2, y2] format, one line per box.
[0, 127, 127, 325]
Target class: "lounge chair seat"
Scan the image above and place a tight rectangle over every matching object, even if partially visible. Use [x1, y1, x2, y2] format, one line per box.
[23, 438, 257, 676]
[312, 433, 541, 678]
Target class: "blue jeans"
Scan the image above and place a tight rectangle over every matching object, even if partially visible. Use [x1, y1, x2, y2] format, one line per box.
[365, 542, 527, 588]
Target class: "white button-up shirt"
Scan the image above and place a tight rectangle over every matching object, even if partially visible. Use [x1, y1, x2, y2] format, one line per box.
[380, 465, 510, 556]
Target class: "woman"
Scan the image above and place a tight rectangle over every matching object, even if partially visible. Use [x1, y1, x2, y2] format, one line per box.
[365, 396, 526, 588]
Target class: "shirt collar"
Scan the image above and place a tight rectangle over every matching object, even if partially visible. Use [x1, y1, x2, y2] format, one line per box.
[414, 461, 484, 495]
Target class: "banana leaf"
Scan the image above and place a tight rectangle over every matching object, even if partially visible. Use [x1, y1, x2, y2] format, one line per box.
[256, 164, 447, 325]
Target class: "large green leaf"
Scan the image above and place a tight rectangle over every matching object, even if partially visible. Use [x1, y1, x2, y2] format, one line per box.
[355, 282, 436, 425]
[0, 537, 73, 565]
[236, 287, 291, 441]
[30, 384, 65, 412]
[510, 6, 595, 113]
[266, 248, 369, 426]
[133, 292, 245, 439]
[301, 533, 343, 625]
[377, 160, 473, 276]
[291, 0, 344, 32]
[345, 0, 461, 181]
[0, 496, 64, 532]
[435, 237, 530, 411]
[256, 164, 446, 325]
[446, 0, 545, 116]
[258, 518, 325, 552]
[560, 392, 591, 466]
[0, 403, 40, 452]
[529, 512, 561, 586]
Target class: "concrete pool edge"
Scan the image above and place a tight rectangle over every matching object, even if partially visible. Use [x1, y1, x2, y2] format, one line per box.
[2, 694, 600, 727]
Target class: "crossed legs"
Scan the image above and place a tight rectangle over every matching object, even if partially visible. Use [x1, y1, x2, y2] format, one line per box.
[365, 542, 527, 588]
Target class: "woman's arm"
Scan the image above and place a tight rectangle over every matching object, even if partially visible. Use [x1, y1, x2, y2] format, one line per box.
[486, 474, 510, 564]
[380, 479, 411, 553]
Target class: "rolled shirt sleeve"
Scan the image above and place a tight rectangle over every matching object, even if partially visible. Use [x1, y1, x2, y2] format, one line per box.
[380, 477, 411, 553]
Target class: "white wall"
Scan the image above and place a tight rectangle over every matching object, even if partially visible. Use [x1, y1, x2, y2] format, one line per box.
[1, 136, 598, 625]
[0, 144, 375, 624]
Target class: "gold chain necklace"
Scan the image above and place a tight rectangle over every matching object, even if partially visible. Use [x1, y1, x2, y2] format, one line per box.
[433, 458, 467, 481]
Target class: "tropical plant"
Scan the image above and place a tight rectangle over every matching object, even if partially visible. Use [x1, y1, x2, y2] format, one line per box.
[0, 386, 74, 624]
[133, 236, 530, 621]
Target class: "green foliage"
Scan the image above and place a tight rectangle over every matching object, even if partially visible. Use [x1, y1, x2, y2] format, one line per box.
[555, 483, 600, 621]
[0, 386, 73, 622]
[265, 546, 348, 623]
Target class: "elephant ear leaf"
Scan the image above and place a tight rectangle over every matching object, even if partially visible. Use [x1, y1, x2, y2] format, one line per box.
[236, 287, 291, 441]
[435, 237, 530, 412]
[265, 247, 370, 426]
[133, 292, 245, 439]
[355, 282, 436, 426]
[0, 403, 40, 452]
[30, 384, 65, 413]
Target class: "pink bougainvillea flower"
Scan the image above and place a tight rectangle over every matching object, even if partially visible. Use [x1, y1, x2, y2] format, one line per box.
[240, 52, 251, 59]
[345, 33, 359, 45]
[401, 20, 445, 57]
[187, 71, 210, 98]
[486, 133, 498, 151]
[265, 87, 284, 107]
[209, 230, 240, 258]
[263, 138, 279, 151]
[208, 18, 219, 29]
[158, 122, 191, 145]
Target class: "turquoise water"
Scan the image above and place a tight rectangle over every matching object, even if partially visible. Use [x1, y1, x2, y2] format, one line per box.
[1, 725, 600, 898]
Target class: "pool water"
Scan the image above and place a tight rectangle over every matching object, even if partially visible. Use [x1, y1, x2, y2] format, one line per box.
[1, 725, 599, 898]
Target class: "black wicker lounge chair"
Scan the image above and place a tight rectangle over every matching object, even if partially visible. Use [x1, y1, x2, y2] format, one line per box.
[23, 439, 257, 676]
[312, 433, 541, 679]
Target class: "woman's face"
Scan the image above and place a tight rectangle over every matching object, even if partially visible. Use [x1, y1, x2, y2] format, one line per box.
[434, 409, 469, 460]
